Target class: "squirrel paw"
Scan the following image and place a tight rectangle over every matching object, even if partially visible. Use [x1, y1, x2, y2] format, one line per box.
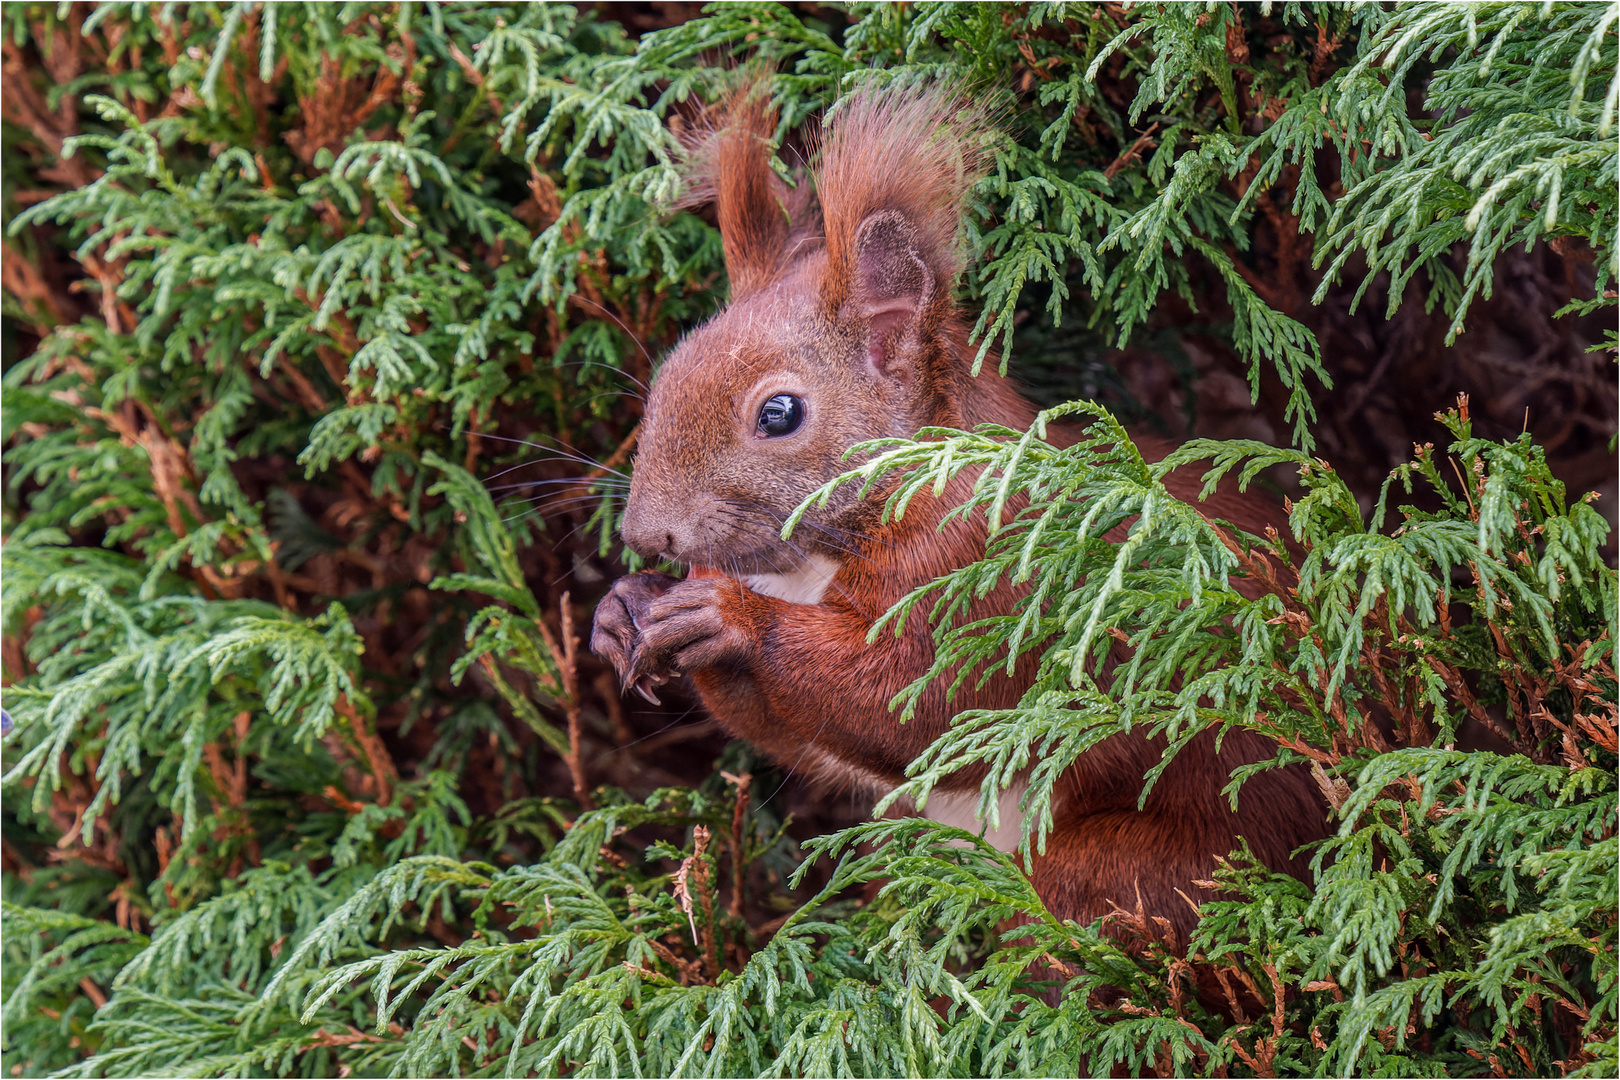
[626, 577, 754, 686]
[590, 571, 679, 703]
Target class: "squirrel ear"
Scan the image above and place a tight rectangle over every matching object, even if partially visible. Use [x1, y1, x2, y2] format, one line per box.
[714, 119, 790, 298]
[676, 78, 791, 299]
[851, 210, 933, 375]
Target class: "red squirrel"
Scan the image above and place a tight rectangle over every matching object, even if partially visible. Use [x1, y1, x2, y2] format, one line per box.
[589, 85, 1328, 940]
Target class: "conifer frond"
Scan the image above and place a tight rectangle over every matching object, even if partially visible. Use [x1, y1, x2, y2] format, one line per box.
[4, 3, 1612, 1076]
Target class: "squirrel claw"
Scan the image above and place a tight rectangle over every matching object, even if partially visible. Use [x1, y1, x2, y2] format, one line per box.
[624, 635, 668, 693]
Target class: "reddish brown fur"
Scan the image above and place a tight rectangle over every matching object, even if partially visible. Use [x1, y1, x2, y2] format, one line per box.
[676, 81, 801, 299]
[816, 87, 988, 313]
[591, 84, 1328, 943]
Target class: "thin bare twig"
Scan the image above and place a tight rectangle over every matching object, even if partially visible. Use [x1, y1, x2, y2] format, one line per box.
[722, 770, 752, 919]
[558, 591, 592, 809]
[1104, 122, 1160, 180]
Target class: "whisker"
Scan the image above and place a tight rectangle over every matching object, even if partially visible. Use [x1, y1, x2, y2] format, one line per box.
[550, 357, 650, 398]
[500, 491, 621, 524]
[567, 294, 655, 391]
[485, 476, 630, 495]
[783, 521, 862, 560]
[474, 443, 614, 479]
[802, 516, 892, 551]
[463, 430, 632, 478]
[756, 710, 839, 816]
[508, 501, 615, 524]
[501, 505, 545, 525]
[750, 506, 865, 562]
[495, 497, 623, 519]
[515, 357, 650, 401]
[730, 509, 864, 606]
[701, 508, 843, 574]
[706, 513, 800, 571]
[578, 389, 646, 410]
[610, 703, 706, 751]
[552, 511, 625, 550]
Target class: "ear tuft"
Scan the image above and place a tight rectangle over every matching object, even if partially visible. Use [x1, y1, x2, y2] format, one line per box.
[852, 211, 932, 373]
[816, 85, 991, 321]
[675, 75, 793, 299]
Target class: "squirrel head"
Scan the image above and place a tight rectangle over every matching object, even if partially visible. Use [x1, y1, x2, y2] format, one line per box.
[621, 83, 991, 572]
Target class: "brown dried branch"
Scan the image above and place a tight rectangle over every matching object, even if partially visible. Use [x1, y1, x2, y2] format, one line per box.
[267, 355, 334, 414]
[447, 43, 505, 120]
[1489, 621, 1554, 763]
[671, 827, 723, 983]
[1, 240, 75, 329]
[557, 591, 591, 809]
[285, 48, 401, 166]
[1103, 122, 1159, 181]
[1365, 632, 1430, 748]
[1310, 19, 1343, 86]
[646, 935, 705, 986]
[336, 694, 397, 806]
[722, 770, 752, 919]
[1, 33, 97, 188]
[690, 825, 721, 979]
[77, 977, 108, 1010]
[74, 250, 136, 336]
[300, 1024, 395, 1052]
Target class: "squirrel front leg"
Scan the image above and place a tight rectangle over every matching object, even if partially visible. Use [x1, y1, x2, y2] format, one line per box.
[595, 573, 999, 785]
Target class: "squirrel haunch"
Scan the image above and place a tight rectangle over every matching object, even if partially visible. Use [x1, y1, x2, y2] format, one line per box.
[591, 82, 1328, 942]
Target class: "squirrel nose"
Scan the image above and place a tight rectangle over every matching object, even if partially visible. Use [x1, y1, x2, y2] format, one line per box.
[621, 498, 683, 561]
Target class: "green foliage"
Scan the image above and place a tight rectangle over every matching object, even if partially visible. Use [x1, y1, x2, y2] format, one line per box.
[4, 2, 1614, 1078]
[800, 402, 1616, 1076]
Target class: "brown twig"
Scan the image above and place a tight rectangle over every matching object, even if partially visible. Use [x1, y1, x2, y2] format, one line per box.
[300, 1024, 396, 1052]
[558, 591, 591, 809]
[672, 827, 720, 983]
[1310, 19, 1343, 86]
[646, 936, 705, 986]
[1424, 650, 1522, 753]
[1366, 642, 1431, 748]
[1104, 122, 1160, 180]
[77, 977, 108, 1010]
[446, 43, 505, 120]
[337, 694, 397, 806]
[722, 770, 752, 919]
[1, 240, 74, 329]
[690, 826, 721, 979]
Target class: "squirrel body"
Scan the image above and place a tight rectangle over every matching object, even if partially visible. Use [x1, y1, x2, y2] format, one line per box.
[590, 85, 1327, 939]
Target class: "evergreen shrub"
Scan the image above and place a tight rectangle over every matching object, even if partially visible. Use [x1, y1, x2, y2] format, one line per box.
[2, 2, 1615, 1077]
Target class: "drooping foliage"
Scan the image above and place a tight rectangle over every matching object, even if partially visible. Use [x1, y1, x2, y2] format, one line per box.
[3, 3, 1614, 1078]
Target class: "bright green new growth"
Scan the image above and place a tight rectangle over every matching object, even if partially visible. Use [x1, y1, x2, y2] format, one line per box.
[3, 2, 1615, 1078]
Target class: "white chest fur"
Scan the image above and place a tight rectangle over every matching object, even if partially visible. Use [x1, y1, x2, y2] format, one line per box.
[743, 553, 840, 605]
[922, 783, 1028, 853]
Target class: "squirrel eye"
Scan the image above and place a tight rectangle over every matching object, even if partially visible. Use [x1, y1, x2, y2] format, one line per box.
[756, 394, 804, 438]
